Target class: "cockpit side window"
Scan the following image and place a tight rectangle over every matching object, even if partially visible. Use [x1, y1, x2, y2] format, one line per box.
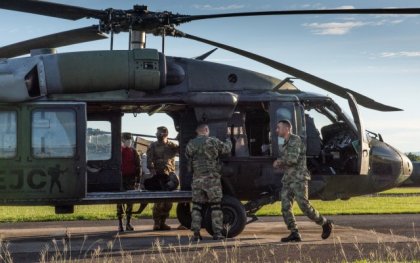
[31, 110, 76, 158]
[305, 108, 335, 140]
[0, 111, 17, 158]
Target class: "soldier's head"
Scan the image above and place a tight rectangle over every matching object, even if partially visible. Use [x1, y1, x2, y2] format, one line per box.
[156, 126, 169, 142]
[122, 132, 133, 148]
[196, 123, 209, 136]
[276, 120, 292, 138]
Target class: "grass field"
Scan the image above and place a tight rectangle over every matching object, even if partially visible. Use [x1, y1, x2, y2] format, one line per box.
[0, 188, 419, 222]
[378, 187, 420, 194]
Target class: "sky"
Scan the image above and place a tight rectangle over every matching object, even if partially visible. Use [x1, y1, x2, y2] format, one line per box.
[0, 0, 419, 153]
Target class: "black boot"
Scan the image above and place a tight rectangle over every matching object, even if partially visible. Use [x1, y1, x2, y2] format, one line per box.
[212, 233, 225, 241]
[281, 231, 302, 242]
[322, 220, 333, 240]
[193, 231, 202, 241]
[118, 217, 124, 232]
[126, 216, 134, 231]
[159, 217, 171, 231]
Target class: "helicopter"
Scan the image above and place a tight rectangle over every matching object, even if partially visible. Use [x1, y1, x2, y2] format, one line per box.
[0, 0, 415, 238]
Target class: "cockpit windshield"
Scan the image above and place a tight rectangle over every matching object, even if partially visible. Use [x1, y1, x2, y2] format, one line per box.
[303, 98, 359, 176]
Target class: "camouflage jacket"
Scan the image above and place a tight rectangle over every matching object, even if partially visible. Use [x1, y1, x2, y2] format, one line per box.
[185, 135, 232, 181]
[278, 134, 310, 183]
[147, 140, 179, 175]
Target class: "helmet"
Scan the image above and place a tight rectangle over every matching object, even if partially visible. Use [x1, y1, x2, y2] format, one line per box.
[165, 172, 179, 191]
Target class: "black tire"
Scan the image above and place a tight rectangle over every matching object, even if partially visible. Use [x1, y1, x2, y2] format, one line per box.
[176, 202, 192, 228]
[176, 202, 208, 228]
[204, 195, 247, 238]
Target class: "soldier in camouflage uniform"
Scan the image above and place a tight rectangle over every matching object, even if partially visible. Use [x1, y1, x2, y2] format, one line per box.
[273, 120, 332, 242]
[185, 123, 232, 241]
[146, 126, 179, 231]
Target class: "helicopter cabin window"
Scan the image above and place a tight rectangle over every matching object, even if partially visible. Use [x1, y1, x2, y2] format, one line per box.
[275, 106, 295, 152]
[226, 108, 271, 157]
[0, 111, 17, 158]
[31, 110, 76, 158]
[227, 112, 249, 157]
[87, 121, 112, 161]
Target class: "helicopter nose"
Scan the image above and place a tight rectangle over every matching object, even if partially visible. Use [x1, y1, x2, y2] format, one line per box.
[400, 152, 413, 179]
[369, 140, 412, 191]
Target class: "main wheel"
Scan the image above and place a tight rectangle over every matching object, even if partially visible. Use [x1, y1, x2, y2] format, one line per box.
[204, 195, 247, 238]
[176, 202, 192, 228]
[176, 202, 208, 228]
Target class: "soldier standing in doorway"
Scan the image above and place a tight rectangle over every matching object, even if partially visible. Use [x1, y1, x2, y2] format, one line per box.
[146, 126, 179, 231]
[118, 132, 140, 232]
[185, 123, 232, 241]
[273, 120, 332, 242]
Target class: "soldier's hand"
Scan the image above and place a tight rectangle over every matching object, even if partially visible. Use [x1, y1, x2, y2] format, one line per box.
[273, 159, 283, 168]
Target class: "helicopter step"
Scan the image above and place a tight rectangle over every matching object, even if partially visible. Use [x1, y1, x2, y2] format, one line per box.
[81, 190, 192, 205]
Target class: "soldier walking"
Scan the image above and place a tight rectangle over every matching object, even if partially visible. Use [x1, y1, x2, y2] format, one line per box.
[273, 120, 332, 242]
[146, 126, 179, 231]
[118, 132, 140, 232]
[185, 123, 232, 241]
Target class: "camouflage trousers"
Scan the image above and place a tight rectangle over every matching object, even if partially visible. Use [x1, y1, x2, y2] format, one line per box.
[117, 176, 136, 218]
[281, 180, 326, 231]
[191, 179, 223, 234]
[152, 202, 173, 222]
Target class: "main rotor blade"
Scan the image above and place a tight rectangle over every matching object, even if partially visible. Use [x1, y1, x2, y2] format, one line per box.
[173, 30, 401, 112]
[0, 26, 108, 58]
[193, 48, 218, 60]
[173, 8, 420, 23]
[0, 0, 106, 20]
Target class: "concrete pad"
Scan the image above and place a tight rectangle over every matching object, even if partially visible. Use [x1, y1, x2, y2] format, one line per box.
[0, 219, 415, 256]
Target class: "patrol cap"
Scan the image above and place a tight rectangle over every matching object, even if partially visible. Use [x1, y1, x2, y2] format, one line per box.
[156, 126, 168, 133]
[122, 132, 133, 140]
[278, 119, 292, 128]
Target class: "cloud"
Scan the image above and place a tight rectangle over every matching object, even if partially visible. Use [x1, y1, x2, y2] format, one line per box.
[303, 16, 406, 35]
[193, 4, 244, 11]
[298, 4, 355, 10]
[380, 51, 420, 58]
[303, 21, 366, 35]
[336, 5, 355, 10]
[299, 3, 324, 9]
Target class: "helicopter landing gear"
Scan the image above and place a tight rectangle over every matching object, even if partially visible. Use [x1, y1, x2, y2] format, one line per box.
[243, 193, 277, 224]
[203, 195, 247, 238]
[176, 202, 192, 228]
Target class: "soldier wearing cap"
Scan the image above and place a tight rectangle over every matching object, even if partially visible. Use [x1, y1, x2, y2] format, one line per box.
[118, 132, 140, 232]
[273, 120, 332, 242]
[185, 123, 232, 241]
[146, 126, 179, 231]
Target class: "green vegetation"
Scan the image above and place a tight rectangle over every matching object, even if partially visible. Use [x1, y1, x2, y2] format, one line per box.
[0, 189, 419, 222]
[256, 196, 420, 216]
[379, 187, 420, 195]
[406, 152, 420, 162]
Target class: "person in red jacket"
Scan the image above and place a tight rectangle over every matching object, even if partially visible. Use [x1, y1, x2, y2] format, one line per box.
[118, 132, 140, 232]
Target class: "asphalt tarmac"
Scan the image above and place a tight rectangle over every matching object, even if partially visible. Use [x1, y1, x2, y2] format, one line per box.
[0, 214, 419, 262]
